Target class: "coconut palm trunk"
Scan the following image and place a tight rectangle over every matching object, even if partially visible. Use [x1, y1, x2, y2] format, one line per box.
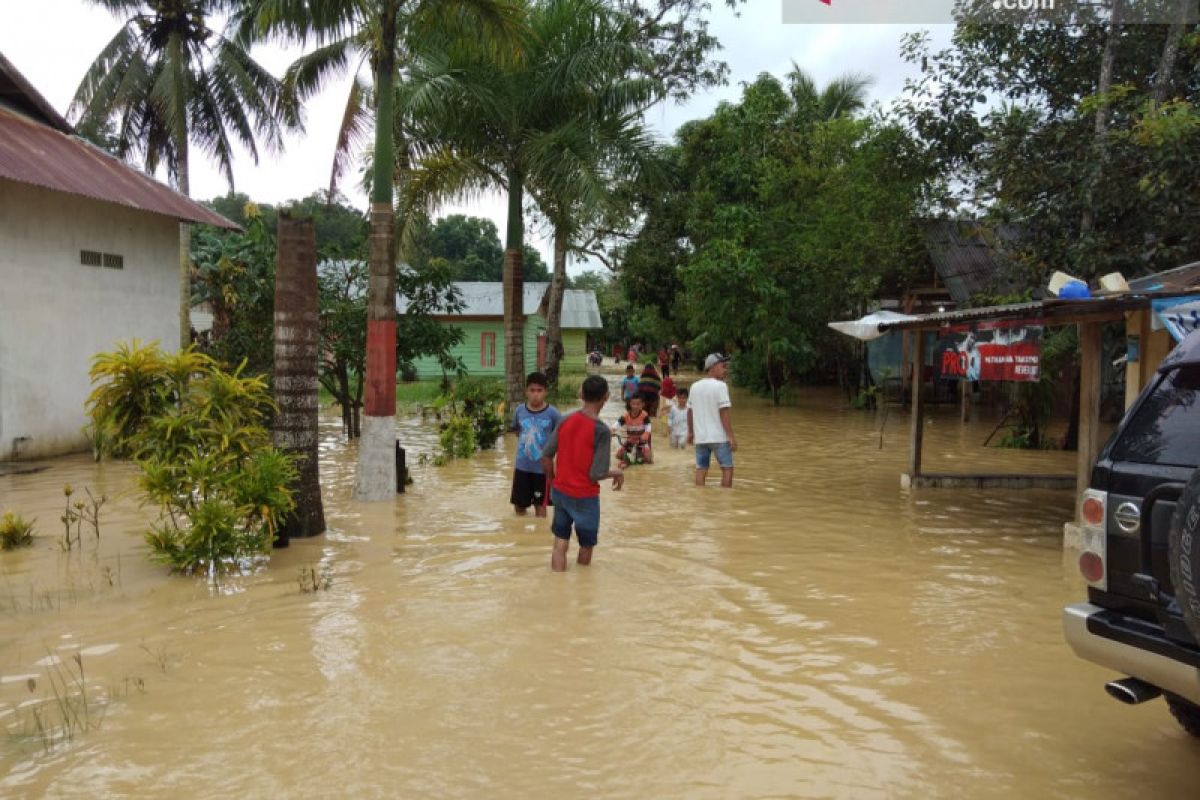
[356, 3, 400, 500]
[178, 145, 191, 349]
[503, 165, 526, 407]
[544, 222, 569, 387]
[273, 213, 326, 543]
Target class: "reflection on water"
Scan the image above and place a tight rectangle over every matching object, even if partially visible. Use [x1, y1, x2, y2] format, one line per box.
[1, 379, 1196, 798]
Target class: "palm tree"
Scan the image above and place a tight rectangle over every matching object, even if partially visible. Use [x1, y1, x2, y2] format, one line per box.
[236, 0, 522, 500]
[785, 63, 873, 122]
[406, 0, 655, 405]
[534, 114, 660, 387]
[70, 0, 298, 348]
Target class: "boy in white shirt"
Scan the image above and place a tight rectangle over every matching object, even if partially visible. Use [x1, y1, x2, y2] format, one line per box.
[686, 353, 737, 487]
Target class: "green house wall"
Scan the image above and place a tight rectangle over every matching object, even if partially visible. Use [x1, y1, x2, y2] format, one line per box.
[409, 316, 594, 380]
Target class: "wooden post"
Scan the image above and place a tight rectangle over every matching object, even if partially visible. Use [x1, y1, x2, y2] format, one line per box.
[1076, 321, 1103, 516]
[908, 330, 925, 482]
[960, 379, 972, 422]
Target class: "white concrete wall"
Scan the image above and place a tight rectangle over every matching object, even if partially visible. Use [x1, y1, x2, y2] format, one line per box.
[0, 180, 181, 460]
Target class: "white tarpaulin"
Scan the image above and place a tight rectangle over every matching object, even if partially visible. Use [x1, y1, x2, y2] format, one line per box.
[1152, 295, 1200, 342]
[828, 311, 919, 341]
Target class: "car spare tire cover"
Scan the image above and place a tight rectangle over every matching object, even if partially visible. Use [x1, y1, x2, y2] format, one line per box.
[1169, 467, 1200, 642]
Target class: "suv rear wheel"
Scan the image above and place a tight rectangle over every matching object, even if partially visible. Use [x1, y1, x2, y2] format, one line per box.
[1166, 693, 1200, 737]
[1169, 467, 1200, 643]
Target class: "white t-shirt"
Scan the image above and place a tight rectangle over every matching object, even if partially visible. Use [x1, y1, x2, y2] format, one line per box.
[687, 377, 731, 444]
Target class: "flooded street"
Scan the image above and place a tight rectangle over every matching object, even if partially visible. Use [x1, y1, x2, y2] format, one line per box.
[2, 376, 1197, 798]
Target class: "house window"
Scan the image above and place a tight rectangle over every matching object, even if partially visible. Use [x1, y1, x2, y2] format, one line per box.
[481, 332, 496, 367]
[102, 253, 124, 269]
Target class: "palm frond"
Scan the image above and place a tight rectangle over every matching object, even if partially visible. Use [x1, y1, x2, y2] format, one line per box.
[283, 35, 358, 104]
[69, 21, 140, 122]
[330, 75, 373, 196]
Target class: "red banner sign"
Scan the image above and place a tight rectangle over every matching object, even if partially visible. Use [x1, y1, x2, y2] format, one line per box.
[934, 319, 1042, 382]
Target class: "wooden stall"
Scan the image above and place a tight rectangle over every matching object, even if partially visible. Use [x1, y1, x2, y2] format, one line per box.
[879, 294, 1191, 496]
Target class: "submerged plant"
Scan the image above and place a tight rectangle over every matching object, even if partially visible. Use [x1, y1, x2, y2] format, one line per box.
[0, 511, 35, 550]
[87, 342, 298, 581]
[433, 378, 505, 464]
[298, 563, 333, 593]
[60, 484, 106, 550]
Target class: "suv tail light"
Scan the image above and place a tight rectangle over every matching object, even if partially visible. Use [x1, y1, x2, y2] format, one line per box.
[1078, 488, 1108, 590]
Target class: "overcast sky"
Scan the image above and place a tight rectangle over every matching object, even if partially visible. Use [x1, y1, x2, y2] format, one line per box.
[0, 1, 952, 273]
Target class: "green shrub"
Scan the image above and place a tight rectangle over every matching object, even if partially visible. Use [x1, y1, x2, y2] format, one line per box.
[87, 343, 297, 580]
[438, 415, 477, 460]
[0, 511, 35, 550]
[441, 377, 505, 451]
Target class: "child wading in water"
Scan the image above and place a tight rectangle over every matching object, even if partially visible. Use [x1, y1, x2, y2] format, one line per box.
[540, 375, 624, 571]
[667, 386, 689, 448]
[615, 395, 653, 467]
[509, 371, 561, 517]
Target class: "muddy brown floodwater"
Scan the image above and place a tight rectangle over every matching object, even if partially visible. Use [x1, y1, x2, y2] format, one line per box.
[2, 375, 1198, 798]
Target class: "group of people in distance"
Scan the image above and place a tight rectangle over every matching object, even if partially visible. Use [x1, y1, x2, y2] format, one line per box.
[508, 352, 738, 571]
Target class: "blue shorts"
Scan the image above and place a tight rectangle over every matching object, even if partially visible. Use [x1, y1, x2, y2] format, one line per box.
[695, 441, 734, 470]
[550, 488, 600, 548]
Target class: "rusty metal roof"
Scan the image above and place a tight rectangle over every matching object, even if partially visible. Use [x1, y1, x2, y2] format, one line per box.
[924, 220, 1022, 304]
[0, 53, 236, 229]
[876, 292, 1200, 332]
[0, 107, 238, 229]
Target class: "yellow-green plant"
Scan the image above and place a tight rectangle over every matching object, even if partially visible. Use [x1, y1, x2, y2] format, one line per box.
[0, 511, 35, 550]
[87, 342, 297, 580]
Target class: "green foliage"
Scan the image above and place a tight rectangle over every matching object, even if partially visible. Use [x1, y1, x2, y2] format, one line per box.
[438, 416, 478, 460]
[429, 377, 506, 463]
[85, 342, 207, 458]
[898, 22, 1200, 281]
[411, 214, 551, 282]
[87, 343, 297, 580]
[190, 208, 276, 379]
[625, 69, 927, 402]
[59, 485, 105, 551]
[69, 0, 297, 190]
[0, 511, 35, 550]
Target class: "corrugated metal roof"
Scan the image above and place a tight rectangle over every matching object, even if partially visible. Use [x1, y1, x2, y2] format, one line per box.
[0, 52, 71, 133]
[0, 108, 238, 229]
[924, 220, 1021, 304]
[557, 288, 603, 330]
[0, 54, 236, 229]
[448, 281, 548, 316]
[397, 280, 602, 329]
[876, 292, 1200, 332]
[1128, 260, 1200, 292]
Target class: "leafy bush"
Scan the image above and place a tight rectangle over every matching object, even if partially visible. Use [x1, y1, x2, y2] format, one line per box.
[442, 378, 506, 451]
[87, 343, 297, 579]
[438, 416, 477, 460]
[0, 512, 35, 550]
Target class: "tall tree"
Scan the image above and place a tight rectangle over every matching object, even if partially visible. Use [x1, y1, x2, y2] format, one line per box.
[273, 213, 325, 543]
[898, 16, 1200, 281]
[238, 0, 523, 500]
[411, 0, 737, 403]
[70, 0, 298, 348]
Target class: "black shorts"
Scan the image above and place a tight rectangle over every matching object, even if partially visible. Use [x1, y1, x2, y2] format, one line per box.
[511, 468, 551, 509]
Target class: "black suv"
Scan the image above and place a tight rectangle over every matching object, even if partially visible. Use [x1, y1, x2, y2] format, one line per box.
[1063, 327, 1200, 735]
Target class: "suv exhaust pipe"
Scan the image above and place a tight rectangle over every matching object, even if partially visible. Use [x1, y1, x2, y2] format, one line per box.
[1105, 677, 1163, 705]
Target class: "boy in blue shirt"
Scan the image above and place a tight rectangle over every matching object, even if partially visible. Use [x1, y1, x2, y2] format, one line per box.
[509, 371, 562, 517]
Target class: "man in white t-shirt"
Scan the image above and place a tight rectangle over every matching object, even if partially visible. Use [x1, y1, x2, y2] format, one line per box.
[686, 352, 737, 487]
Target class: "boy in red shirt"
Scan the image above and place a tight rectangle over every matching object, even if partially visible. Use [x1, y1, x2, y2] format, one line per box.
[540, 374, 624, 571]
